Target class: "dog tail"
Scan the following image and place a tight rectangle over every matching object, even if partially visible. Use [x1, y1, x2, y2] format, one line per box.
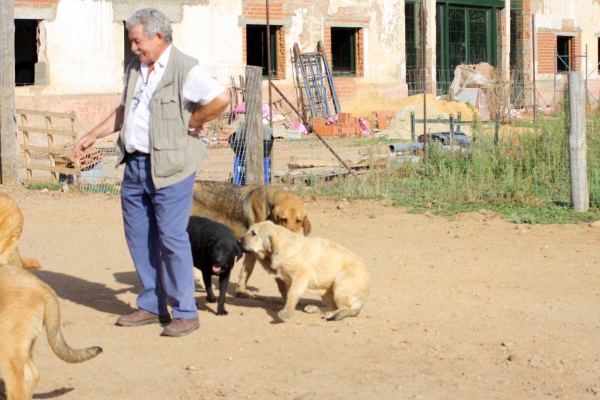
[22, 258, 41, 269]
[42, 287, 103, 363]
[326, 295, 367, 322]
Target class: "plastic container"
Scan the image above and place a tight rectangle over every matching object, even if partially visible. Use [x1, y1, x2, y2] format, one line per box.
[233, 156, 271, 186]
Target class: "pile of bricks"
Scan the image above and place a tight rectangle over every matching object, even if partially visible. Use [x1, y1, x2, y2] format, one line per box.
[371, 110, 396, 131]
[56, 148, 104, 169]
[310, 112, 368, 138]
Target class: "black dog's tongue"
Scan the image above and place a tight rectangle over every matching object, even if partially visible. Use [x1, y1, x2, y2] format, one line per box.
[212, 265, 222, 273]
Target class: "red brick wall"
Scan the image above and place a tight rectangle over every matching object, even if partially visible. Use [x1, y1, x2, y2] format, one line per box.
[242, 0, 282, 20]
[537, 26, 581, 74]
[241, 0, 285, 79]
[356, 27, 364, 78]
[537, 29, 556, 74]
[277, 27, 286, 79]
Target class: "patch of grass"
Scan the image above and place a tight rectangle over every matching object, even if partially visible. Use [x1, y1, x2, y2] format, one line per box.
[79, 183, 121, 195]
[390, 197, 599, 224]
[292, 112, 600, 225]
[25, 182, 68, 191]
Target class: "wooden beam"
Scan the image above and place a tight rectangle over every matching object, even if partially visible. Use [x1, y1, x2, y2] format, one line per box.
[0, 0, 18, 185]
[23, 164, 80, 175]
[17, 126, 76, 137]
[20, 144, 76, 155]
[244, 65, 264, 185]
[16, 109, 77, 119]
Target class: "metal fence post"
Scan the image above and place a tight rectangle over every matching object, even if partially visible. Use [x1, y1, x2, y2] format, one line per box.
[494, 112, 501, 148]
[410, 112, 416, 142]
[449, 114, 454, 144]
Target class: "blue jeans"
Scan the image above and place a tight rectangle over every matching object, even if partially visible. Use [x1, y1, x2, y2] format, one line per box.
[121, 153, 197, 319]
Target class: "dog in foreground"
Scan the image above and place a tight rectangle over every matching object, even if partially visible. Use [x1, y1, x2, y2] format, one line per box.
[187, 216, 242, 315]
[190, 180, 311, 298]
[240, 221, 371, 321]
[0, 265, 102, 400]
[0, 193, 41, 269]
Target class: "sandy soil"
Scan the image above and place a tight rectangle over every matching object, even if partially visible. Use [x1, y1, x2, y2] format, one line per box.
[1, 185, 600, 400]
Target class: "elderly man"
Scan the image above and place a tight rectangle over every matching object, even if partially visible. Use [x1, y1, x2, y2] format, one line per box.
[75, 8, 230, 337]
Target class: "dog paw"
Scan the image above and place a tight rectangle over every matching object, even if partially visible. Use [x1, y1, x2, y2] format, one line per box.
[278, 309, 294, 320]
[303, 305, 321, 314]
[206, 295, 217, 303]
[216, 309, 228, 316]
[324, 311, 336, 320]
[235, 290, 253, 298]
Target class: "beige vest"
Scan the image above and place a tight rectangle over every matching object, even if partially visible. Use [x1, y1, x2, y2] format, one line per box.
[116, 46, 210, 189]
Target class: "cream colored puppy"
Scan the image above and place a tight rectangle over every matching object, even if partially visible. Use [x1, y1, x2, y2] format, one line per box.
[241, 221, 370, 321]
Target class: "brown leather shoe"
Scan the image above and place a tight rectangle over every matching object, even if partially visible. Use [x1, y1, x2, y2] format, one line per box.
[160, 317, 200, 337]
[116, 309, 171, 327]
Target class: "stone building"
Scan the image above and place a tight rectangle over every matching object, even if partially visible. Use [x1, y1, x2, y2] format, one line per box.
[12, 0, 600, 126]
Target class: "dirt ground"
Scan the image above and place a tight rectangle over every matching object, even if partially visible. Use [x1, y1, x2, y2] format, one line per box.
[1, 185, 600, 400]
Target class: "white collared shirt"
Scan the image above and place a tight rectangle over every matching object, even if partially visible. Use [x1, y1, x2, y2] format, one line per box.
[122, 45, 226, 154]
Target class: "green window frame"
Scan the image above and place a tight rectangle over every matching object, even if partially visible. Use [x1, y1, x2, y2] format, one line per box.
[436, 2, 499, 95]
[331, 27, 357, 77]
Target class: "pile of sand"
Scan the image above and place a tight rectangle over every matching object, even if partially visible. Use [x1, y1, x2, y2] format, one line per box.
[382, 94, 477, 140]
[390, 93, 476, 121]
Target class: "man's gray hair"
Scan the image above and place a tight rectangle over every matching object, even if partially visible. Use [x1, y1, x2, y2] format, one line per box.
[126, 8, 173, 43]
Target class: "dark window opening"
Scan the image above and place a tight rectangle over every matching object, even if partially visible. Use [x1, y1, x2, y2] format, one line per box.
[15, 19, 38, 86]
[556, 36, 572, 73]
[509, 9, 523, 71]
[124, 22, 136, 73]
[509, 8, 524, 107]
[331, 28, 357, 77]
[406, 2, 424, 94]
[246, 25, 279, 78]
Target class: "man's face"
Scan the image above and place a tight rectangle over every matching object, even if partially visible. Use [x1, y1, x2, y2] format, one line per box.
[128, 23, 164, 64]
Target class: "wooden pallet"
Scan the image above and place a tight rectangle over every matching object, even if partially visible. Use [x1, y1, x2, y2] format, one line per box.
[17, 109, 85, 184]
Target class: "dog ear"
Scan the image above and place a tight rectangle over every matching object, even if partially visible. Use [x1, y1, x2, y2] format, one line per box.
[263, 229, 278, 254]
[302, 216, 312, 236]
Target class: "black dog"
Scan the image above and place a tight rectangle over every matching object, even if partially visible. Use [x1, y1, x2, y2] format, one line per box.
[187, 216, 242, 315]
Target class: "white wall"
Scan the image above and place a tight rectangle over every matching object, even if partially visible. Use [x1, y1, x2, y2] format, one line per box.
[174, 3, 244, 67]
[43, 0, 124, 94]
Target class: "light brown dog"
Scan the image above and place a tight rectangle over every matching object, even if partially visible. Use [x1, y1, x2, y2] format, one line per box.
[0, 193, 40, 269]
[190, 181, 311, 297]
[0, 265, 102, 400]
[241, 221, 370, 321]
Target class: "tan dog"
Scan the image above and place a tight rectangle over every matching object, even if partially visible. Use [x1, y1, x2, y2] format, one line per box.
[0, 193, 40, 269]
[241, 221, 370, 321]
[190, 181, 311, 297]
[0, 265, 102, 400]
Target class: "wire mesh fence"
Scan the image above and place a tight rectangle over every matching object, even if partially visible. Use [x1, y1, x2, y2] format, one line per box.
[14, 69, 600, 213]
